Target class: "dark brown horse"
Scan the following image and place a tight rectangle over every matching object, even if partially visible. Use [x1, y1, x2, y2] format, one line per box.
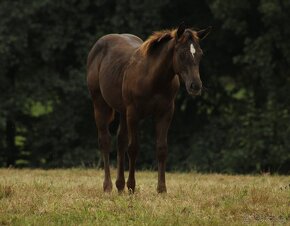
[87, 23, 211, 193]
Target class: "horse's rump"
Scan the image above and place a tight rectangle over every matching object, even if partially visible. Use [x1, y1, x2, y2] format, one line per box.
[87, 34, 143, 112]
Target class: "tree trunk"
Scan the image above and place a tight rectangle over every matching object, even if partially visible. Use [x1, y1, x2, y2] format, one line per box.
[6, 118, 17, 167]
[5, 64, 18, 167]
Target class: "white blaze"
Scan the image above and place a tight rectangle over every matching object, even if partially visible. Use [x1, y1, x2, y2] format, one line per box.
[190, 44, 196, 57]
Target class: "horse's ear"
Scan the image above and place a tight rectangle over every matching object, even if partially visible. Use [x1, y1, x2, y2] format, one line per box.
[176, 22, 186, 39]
[197, 26, 212, 40]
[157, 33, 172, 43]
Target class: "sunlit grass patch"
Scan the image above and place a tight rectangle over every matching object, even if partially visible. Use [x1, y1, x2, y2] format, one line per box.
[0, 169, 289, 225]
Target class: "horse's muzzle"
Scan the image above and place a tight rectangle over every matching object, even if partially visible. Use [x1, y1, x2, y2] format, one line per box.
[188, 82, 202, 96]
[189, 89, 202, 96]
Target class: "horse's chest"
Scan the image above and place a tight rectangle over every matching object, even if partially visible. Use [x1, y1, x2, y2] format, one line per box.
[134, 93, 174, 116]
[123, 71, 179, 116]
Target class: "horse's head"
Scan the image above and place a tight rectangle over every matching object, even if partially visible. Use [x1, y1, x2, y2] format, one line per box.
[173, 23, 211, 96]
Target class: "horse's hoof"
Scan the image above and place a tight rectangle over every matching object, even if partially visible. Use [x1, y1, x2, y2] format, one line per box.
[157, 185, 167, 193]
[115, 178, 125, 192]
[127, 180, 136, 194]
[103, 181, 113, 192]
[128, 188, 135, 194]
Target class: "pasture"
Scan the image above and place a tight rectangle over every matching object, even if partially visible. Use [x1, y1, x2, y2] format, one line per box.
[0, 169, 289, 225]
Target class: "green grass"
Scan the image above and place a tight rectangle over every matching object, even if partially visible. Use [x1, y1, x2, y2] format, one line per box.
[0, 169, 289, 225]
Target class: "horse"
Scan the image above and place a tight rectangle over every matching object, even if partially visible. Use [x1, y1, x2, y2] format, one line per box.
[87, 23, 211, 193]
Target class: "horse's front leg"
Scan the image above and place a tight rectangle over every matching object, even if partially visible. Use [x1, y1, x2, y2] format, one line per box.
[154, 105, 174, 193]
[126, 107, 139, 193]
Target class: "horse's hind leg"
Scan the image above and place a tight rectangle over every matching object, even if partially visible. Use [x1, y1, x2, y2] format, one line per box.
[93, 96, 114, 192]
[115, 114, 127, 192]
[126, 107, 139, 193]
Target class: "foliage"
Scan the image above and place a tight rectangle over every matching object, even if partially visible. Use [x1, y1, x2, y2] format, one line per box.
[0, 0, 289, 173]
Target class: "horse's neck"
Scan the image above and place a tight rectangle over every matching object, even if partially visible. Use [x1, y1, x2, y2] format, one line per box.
[148, 40, 175, 83]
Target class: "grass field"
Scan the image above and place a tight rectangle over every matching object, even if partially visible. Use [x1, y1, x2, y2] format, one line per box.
[0, 169, 289, 226]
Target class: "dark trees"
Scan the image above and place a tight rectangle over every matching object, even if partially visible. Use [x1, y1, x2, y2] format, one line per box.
[0, 0, 289, 173]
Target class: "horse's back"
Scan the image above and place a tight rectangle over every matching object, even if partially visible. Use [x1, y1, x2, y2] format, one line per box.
[87, 34, 143, 112]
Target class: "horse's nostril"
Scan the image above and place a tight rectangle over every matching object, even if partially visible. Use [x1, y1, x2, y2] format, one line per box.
[190, 83, 195, 90]
[190, 83, 201, 91]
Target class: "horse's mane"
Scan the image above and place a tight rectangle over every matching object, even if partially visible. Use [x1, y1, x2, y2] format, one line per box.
[139, 28, 199, 56]
[139, 29, 175, 55]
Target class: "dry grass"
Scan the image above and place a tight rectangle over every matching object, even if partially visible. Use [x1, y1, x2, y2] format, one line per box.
[0, 169, 289, 226]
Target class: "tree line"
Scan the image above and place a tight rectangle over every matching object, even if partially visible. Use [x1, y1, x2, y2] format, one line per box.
[0, 0, 289, 173]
